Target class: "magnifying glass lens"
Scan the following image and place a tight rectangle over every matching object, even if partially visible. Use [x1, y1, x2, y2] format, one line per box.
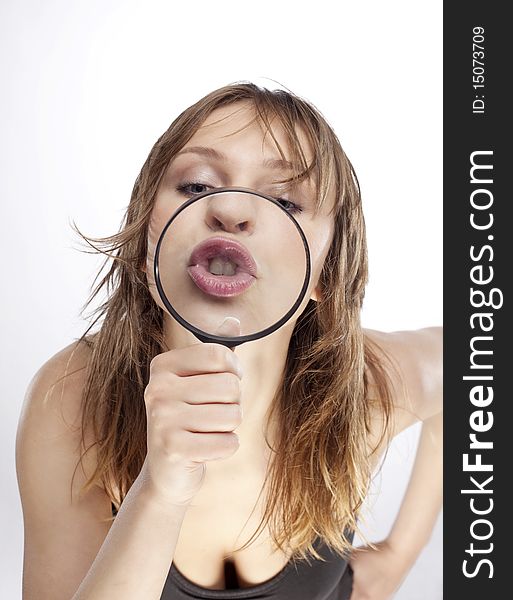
[154, 189, 311, 346]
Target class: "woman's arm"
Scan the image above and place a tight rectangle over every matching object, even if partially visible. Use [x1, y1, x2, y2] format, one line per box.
[379, 326, 443, 556]
[386, 410, 442, 558]
[16, 343, 188, 600]
[351, 327, 442, 599]
[71, 462, 188, 600]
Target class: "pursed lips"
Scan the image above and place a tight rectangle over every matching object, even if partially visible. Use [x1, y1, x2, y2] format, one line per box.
[188, 236, 258, 277]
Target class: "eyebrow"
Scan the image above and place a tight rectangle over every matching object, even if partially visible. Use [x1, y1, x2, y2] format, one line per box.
[175, 145, 296, 171]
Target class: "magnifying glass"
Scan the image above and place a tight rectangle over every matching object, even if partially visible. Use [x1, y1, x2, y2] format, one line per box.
[154, 187, 311, 349]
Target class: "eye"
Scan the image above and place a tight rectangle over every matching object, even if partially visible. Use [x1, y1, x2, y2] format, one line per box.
[176, 182, 211, 196]
[176, 183, 303, 215]
[275, 198, 303, 215]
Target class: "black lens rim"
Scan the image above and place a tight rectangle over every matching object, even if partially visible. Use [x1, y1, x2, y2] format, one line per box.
[154, 186, 312, 348]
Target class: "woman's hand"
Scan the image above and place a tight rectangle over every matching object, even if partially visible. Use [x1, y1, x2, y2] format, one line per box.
[139, 335, 244, 509]
[348, 539, 417, 600]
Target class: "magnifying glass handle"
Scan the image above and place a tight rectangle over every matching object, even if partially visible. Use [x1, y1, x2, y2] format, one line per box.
[198, 335, 238, 350]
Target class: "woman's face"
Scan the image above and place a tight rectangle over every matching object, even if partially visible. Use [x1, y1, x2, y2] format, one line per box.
[146, 102, 335, 339]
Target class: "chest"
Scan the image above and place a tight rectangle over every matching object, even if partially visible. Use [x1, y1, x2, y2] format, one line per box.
[165, 440, 388, 592]
[170, 464, 291, 589]
[113, 413, 396, 591]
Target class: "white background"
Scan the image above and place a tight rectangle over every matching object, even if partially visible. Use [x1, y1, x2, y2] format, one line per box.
[0, 1, 442, 598]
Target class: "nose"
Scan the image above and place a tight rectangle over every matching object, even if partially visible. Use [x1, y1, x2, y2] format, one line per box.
[205, 192, 257, 235]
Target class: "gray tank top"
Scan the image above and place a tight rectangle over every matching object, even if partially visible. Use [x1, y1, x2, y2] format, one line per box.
[111, 503, 354, 599]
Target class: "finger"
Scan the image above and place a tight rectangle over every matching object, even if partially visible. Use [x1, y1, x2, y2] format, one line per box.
[214, 316, 241, 338]
[150, 343, 242, 378]
[175, 430, 240, 461]
[181, 402, 243, 432]
[214, 317, 241, 354]
[177, 372, 241, 405]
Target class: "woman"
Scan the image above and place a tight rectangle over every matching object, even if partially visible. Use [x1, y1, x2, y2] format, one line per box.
[15, 82, 442, 600]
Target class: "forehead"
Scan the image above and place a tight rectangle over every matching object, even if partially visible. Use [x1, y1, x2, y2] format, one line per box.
[186, 102, 314, 164]
[170, 101, 337, 216]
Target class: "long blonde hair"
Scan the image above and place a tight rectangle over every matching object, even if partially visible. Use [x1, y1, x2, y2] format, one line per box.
[71, 82, 396, 562]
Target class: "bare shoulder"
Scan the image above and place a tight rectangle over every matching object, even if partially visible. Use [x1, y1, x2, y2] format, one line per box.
[19, 339, 92, 435]
[363, 326, 443, 436]
[16, 338, 113, 600]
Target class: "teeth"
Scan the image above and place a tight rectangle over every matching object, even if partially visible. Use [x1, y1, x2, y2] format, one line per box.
[208, 257, 237, 276]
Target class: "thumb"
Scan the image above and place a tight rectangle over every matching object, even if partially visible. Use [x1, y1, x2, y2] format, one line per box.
[214, 316, 241, 338]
